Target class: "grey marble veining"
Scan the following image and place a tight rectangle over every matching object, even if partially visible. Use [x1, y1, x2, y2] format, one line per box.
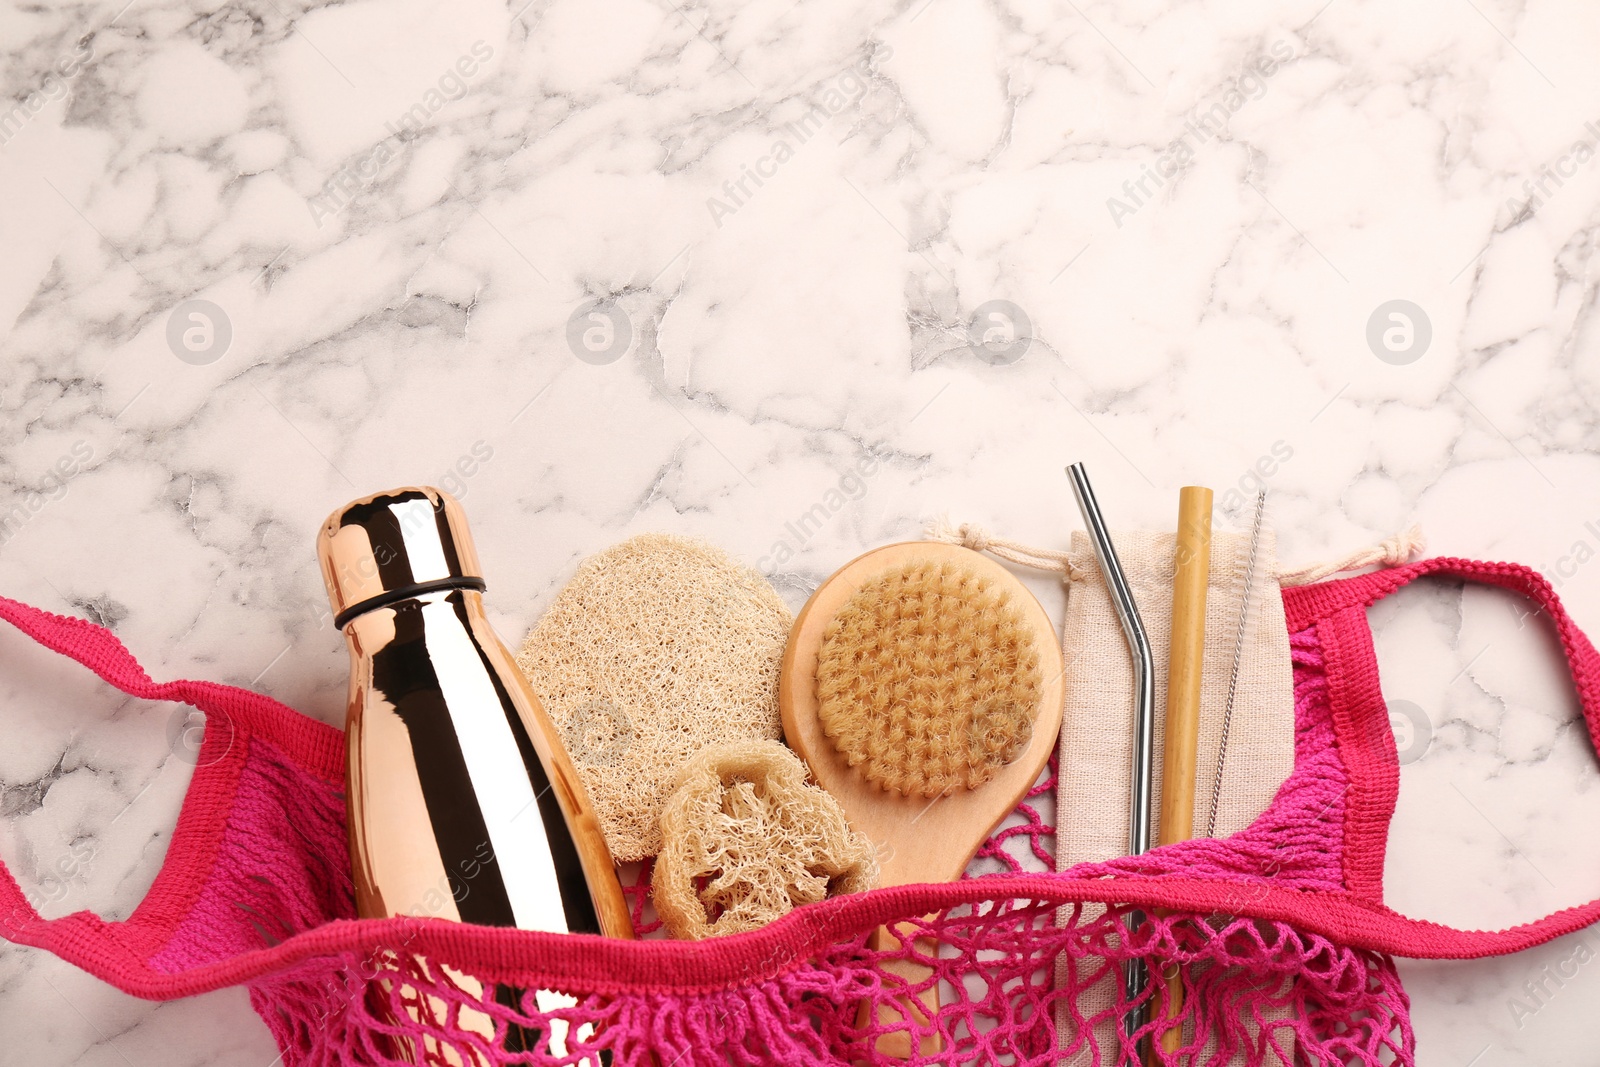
[3, 0, 1600, 1062]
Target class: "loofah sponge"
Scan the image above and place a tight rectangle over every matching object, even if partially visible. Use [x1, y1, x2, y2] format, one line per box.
[652, 740, 878, 940]
[516, 534, 792, 862]
[814, 558, 1043, 798]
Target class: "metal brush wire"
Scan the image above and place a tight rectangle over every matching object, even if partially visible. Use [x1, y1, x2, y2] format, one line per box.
[1204, 489, 1267, 840]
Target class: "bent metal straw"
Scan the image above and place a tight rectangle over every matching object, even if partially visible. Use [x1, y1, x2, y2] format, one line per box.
[1066, 462, 1155, 1057]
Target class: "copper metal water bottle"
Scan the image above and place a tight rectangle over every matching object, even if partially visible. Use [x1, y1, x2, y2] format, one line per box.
[318, 486, 632, 1058]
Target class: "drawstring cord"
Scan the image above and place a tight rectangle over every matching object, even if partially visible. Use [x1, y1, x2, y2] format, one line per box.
[925, 517, 1426, 585]
[924, 519, 1086, 580]
[1274, 524, 1426, 586]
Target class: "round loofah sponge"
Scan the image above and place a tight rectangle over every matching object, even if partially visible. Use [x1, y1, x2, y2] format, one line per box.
[814, 558, 1043, 798]
[652, 740, 878, 940]
[516, 534, 793, 862]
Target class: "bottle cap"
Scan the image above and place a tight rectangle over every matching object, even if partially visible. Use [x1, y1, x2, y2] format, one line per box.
[317, 486, 484, 629]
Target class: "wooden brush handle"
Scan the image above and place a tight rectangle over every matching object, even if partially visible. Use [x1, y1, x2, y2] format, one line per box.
[857, 918, 943, 1059]
[1150, 486, 1212, 1063]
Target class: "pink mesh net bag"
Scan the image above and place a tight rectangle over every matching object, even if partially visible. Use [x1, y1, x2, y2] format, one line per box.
[3, 557, 1600, 1066]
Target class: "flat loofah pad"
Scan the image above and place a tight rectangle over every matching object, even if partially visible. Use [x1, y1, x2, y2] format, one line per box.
[516, 534, 792, 862]
[815, 559, 1043, 798]
[652, 740, 879, 940]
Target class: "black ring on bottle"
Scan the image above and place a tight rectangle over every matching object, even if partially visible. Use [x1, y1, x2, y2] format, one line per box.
[334, 577, 486, 630]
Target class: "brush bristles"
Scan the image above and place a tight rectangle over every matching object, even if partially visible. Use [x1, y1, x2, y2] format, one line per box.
[815, 559, 1043, 798]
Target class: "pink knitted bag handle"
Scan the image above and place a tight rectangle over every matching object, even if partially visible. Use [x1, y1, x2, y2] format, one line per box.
[0, 593, 347, 990]
[1278, 556, 1600, 955]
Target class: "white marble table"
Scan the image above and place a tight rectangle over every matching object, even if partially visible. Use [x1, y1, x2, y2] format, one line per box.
[2, 0, 1599, 1062]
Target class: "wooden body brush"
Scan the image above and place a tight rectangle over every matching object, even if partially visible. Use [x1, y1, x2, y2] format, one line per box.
[780, 541, 1065, 1056]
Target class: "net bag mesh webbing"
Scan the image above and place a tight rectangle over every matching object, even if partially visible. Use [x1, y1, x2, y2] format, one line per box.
[227, 620, 1410, 1067]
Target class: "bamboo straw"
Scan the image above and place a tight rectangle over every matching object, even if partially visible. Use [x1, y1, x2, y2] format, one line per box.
[1149, 486, 1212, 1063]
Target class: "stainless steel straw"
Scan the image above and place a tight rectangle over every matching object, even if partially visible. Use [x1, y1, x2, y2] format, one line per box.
[1065, 462, 1155, 1057]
